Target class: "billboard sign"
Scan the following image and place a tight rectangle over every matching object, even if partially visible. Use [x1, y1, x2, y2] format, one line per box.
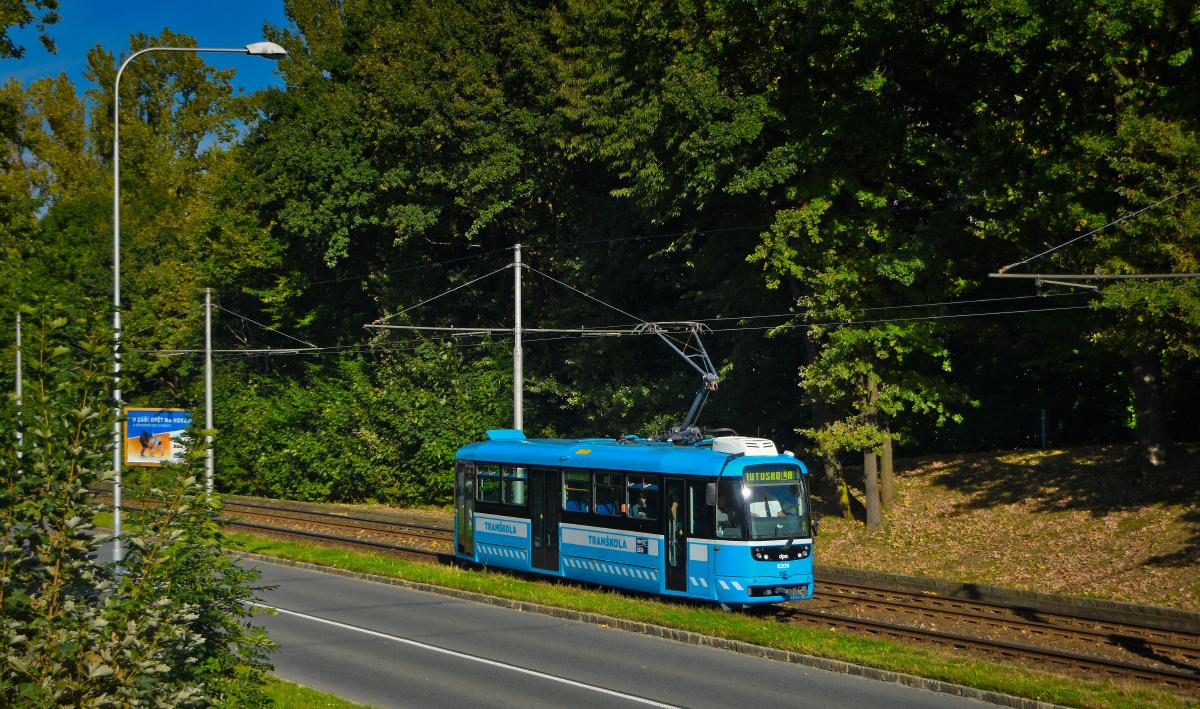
[124, 408, 192, 467]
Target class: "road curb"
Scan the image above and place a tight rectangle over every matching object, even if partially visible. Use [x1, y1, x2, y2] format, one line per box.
[235, 550, 1071, 709]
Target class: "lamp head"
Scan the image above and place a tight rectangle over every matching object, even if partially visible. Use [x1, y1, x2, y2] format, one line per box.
[245, 42, 287, 60]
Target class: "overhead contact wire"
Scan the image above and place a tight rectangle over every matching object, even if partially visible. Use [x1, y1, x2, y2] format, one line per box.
[1001, 183, 1200, 272]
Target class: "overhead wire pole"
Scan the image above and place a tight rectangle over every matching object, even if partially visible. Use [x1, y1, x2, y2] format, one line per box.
[204, 287, 213, 496]
[362, 257, 653, 435]
[14, 312, 21, 463]
[514, 244, 523, 431]
[110, 41, 287, 563]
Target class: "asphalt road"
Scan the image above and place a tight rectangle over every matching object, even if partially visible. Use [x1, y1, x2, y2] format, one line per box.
[248, 560, 991, 709]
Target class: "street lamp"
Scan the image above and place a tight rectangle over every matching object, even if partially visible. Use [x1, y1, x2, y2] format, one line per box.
[111, 41, 286, 563]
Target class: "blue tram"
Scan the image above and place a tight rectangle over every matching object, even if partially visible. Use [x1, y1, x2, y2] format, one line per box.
[453, 430, 816, 608]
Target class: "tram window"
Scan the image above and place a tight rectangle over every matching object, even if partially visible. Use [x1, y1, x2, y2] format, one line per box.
[563, 471, 591, 513]
[715, 479, 745, 539]
[594, 473, 623, 516]
[476, 464, 501, 503]
[503, 466, 528, 505]
[626, 476, 658, 520]
[688, 482, 711, 537]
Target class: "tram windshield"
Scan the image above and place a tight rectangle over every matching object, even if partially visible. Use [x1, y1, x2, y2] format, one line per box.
[733, 465, 810, 540]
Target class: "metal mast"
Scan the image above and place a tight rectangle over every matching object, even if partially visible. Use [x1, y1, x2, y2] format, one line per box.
[513, 244, 523, 431]
[205, 287, 213, 495]
[14, 312, 21, 462]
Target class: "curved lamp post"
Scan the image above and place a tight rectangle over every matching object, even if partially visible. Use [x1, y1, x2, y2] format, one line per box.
[111, 41, 286, 563]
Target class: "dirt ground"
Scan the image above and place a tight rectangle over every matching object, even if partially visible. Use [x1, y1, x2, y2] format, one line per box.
[809, 444, 1200, 611]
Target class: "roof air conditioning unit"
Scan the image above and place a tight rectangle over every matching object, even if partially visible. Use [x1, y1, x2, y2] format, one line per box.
[712, 436, 778, 457]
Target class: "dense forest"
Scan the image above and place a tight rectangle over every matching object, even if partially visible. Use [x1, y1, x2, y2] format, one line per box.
[2, 0, 1197, 518]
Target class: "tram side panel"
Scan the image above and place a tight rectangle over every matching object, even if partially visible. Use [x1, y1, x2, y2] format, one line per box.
[560, 523, 662, 593]
[685, 540, 714, 598]
[474, 513, 533, 571]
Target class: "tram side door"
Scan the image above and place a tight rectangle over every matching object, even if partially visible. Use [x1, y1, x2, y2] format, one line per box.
[455, 461, 474, 556]
[530, 468, 560, 571]
[664, 477, 688, 592]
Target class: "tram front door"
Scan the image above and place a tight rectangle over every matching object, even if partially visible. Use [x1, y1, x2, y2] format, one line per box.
[530, 468, 560, 571]
[665, 477, 687, 591]
[455, 461, 474, 556]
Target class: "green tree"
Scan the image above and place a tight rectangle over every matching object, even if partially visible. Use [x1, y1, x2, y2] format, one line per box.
[217, 339, 511, 504]
[955, 0, 1200, 471]
[0, 298, 273, 707]
[0, 0, 58, 59]
[558, 0, 982, 520]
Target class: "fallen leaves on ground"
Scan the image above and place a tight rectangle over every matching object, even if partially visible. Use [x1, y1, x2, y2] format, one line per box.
[812, 445, 1200, 611]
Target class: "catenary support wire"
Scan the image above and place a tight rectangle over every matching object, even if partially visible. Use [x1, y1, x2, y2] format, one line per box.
[373, 265, 513, 324]
[523, 265, 647, 323]
[1000, 183, 1200, 273]
[216, 306, 318, 348]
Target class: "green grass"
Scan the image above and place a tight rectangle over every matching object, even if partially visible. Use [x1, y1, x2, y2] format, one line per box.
[265, 677, 376, 708]
[229, 532, 1197, 709]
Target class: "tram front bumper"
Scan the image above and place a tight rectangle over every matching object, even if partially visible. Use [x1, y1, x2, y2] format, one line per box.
[715, 576, 813, 604]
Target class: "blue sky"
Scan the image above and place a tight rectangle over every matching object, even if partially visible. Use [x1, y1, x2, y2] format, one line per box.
[4, 0, 291, 95]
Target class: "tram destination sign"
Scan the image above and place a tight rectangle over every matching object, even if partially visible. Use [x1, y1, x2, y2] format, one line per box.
[743, 467, 799, 483]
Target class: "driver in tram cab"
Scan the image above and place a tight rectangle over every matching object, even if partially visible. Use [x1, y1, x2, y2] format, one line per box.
[750, 489, 789, 518]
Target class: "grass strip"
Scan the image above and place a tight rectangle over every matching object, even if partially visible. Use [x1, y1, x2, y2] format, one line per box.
[265, 676, 377, 708]
[228, 532, 1196, 709]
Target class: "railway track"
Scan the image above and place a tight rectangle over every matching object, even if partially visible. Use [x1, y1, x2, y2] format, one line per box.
[221, 499, 454, 546]
[773, 604, 1200, 692]
[812, 580, 1200, 660]
[90, 489, 1200, 693]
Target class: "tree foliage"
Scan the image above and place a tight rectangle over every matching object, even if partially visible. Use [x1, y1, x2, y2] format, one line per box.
[0, 0, 59, 60]
[2, 0, 1198, 514]
[0, 299, 273, 707]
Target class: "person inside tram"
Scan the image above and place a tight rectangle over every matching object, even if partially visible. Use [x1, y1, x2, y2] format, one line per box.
[749, 489, 788, 518]
[668, 488, 683, 565]
[629, 492, 653, 519]
[716, 488, 743, 529]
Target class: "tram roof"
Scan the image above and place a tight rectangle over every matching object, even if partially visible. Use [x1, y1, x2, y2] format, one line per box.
[455, 432, 806, 478]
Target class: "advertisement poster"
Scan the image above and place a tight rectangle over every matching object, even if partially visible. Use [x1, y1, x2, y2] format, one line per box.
[124, 408, 192, 467]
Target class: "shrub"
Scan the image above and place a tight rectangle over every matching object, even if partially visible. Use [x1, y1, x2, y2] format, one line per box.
[0, 299, 274, 707]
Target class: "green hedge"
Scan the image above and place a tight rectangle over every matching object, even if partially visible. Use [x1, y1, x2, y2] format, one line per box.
[215, 340, 511, 505]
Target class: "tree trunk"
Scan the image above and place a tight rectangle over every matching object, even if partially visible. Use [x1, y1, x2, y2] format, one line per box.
[800, 308, 850, 519]
[1129, 348, 1169, 473]
[863, 377, 883, 529]
[880, 425, 895, 509]
[864, 449, 882, 529]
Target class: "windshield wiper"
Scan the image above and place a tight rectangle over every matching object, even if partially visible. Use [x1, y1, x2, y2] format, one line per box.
[780, 509, 805, 552]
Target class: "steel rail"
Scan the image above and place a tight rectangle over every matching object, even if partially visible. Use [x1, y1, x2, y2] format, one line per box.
[220, 518, 453, 563]
[89, 493, 453, 546]
[814, 581, 1200, 658]
[775, 605, 1200, 691]
[220, 500, 454, 541]
[89, 485, 452, 540]
[221, 499, 449, 531]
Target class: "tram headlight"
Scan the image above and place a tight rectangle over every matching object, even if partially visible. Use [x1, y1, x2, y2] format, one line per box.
[751, 544, 811, 561]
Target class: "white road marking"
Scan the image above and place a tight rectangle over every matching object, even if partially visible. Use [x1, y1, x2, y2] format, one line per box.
[254, 604, 684, 708]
